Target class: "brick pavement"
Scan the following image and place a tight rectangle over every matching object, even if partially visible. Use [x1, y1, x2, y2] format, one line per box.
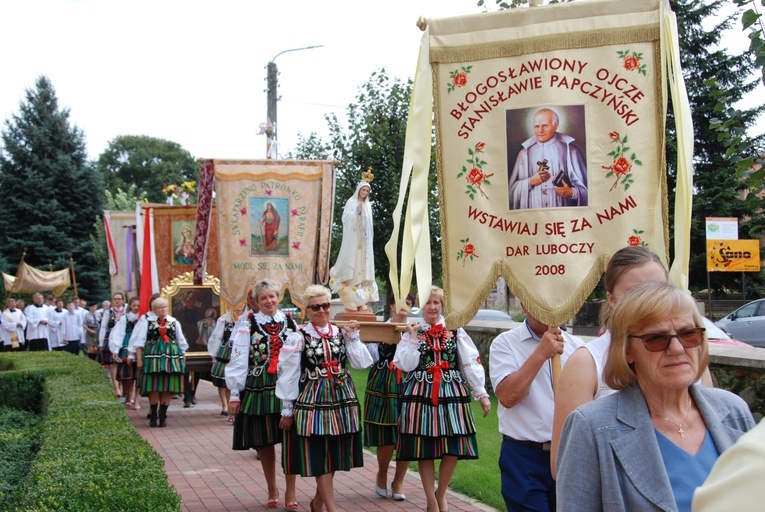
[127, 380, 498, 512]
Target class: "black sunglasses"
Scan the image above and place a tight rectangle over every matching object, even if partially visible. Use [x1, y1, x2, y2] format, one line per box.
[307, 303, 331, 312]
[628, 327, 705, 352]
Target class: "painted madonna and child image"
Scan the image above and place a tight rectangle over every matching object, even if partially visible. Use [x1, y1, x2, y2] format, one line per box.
[506, 105, 589, 210]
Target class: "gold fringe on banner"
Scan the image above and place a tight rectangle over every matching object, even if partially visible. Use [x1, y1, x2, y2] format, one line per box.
[430, 26, 660, 64]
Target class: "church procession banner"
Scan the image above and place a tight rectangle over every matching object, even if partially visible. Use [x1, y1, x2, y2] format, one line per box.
[387, 0, 693, 327]
[213, 160, 335, 308]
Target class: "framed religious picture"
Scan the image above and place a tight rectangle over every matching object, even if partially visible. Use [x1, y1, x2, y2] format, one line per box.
[506, 105, 588, 211]
[162, 272, 225, 355]
[249, 196, 290, 256]
[171, 220, 196, 266]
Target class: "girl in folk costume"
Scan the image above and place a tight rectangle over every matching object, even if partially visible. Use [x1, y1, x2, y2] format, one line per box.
[208, 306, 242, 418]
[277, 285, 373, 512]
[134, 297, 188, 428]
[99, 293, 126, 400]
[395, 286, 491, 512]
[110, 297, 141, 410]
[363, 293, 415, 501]
[328, 172, 378, 313]
[225, 280, 298, 510]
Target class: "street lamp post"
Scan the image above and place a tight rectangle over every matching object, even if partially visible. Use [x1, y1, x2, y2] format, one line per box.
[265, 45, 323, 157]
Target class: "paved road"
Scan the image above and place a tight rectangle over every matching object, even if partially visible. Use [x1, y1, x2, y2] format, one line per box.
[127, 380, 498, 512]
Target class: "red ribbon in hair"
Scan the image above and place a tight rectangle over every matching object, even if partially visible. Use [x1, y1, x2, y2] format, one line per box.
[427, 361, 449, 406]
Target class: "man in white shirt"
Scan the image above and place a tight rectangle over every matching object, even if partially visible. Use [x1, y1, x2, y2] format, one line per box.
[24, 293, 50, 351]
[1, 298, 26, 351]
[489, 306, 582, 512]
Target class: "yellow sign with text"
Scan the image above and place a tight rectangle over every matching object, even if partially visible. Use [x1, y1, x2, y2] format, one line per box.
[707, 240, 761, 272]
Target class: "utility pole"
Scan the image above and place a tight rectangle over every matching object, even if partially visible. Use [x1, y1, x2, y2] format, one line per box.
[265, 45, 323, 157]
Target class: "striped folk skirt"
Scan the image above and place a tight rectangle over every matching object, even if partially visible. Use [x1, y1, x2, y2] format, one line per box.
[281, 369, 364, 477]
[210, 342, 233, 388]
[234, 367, 282, 449]
[396, 370, 478, 461]
[363, 359, 403, 447]
[139, 339, 185, 395]
[116, 347, 136, 381]
[282, 429, 364, 477]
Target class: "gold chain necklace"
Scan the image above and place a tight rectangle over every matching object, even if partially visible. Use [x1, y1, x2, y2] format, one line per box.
[660, 401, 693, 439]
[663, 416, 686, 438]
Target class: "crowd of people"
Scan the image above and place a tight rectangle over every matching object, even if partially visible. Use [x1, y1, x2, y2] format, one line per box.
[1, 246, 759, 512]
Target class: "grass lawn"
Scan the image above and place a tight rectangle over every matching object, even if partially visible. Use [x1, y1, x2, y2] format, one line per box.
[348, 367, 504, 511]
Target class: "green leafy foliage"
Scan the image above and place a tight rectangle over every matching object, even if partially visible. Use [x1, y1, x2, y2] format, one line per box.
[0, 406, 41, 510]
[0, 353, 181, 511]
[666, 0, 765, 295]
[0, 76, 108, 299]
[96, 135, 198, 203]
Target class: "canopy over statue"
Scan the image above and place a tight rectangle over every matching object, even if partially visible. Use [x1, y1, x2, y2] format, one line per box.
[330, 170, 379, 312]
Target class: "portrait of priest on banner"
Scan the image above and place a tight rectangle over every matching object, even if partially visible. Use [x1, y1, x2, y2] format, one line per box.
[507, 105, 588, 210]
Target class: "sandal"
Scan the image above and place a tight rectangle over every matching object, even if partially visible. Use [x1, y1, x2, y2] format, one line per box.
[267, 499, 279, 508]
[285, 502, 299, 512]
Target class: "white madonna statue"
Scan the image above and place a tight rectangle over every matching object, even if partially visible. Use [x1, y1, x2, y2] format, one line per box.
[329, 171, 379, 312]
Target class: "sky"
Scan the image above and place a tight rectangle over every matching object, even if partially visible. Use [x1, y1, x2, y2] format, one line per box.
[0, 0, 474, 162]
[0, 0, 760, 164]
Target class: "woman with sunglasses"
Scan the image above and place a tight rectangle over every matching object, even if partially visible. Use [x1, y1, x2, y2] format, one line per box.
[557, 282, 754, 512]
[551, 246, 714, 477]
[396, 286, 491, 512]
[226, 279, 298, 510]
[276, 285, 372, 512]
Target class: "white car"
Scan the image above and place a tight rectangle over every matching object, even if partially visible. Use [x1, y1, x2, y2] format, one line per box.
[715, 299, 765, 347]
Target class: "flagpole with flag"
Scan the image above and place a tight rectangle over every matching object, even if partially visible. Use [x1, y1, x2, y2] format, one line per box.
[104, 211, 118, 276]
[139, 207, 154, 316]
[69, 254, 78, 297]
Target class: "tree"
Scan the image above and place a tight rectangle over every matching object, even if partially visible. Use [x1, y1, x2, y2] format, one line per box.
[96, 135, 199, 203]
[290, 69, 442, 302]
[666, 0, 765, 295]
[0, 76, 108, 299]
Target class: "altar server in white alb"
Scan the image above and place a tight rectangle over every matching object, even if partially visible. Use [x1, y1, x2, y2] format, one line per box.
[46, 298, 68, 351]
[1, 298, 26, 351]
[24, 293, 50, 351]
[62, 300, 84, 355]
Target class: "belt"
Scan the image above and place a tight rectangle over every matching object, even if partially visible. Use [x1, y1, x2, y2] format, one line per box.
[502, 435, 551, 452]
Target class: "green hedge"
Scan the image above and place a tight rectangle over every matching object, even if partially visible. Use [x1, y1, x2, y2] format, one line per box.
[0, 353, 181, 511]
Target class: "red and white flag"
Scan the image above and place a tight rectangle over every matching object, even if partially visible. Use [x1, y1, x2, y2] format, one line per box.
[138, 207, 159, 316]
[103, 211, 118, 276]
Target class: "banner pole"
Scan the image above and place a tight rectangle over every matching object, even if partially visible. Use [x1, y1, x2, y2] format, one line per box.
[69, 254, 78, 297]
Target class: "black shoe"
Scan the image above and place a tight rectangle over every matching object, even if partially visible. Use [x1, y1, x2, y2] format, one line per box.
[149, 404, 158, 427]
[184, 402, 191, 408]
[159, 404, 168, 428]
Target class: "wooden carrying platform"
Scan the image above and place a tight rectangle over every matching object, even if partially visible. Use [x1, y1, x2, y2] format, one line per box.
[335, 321, 407, 344]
